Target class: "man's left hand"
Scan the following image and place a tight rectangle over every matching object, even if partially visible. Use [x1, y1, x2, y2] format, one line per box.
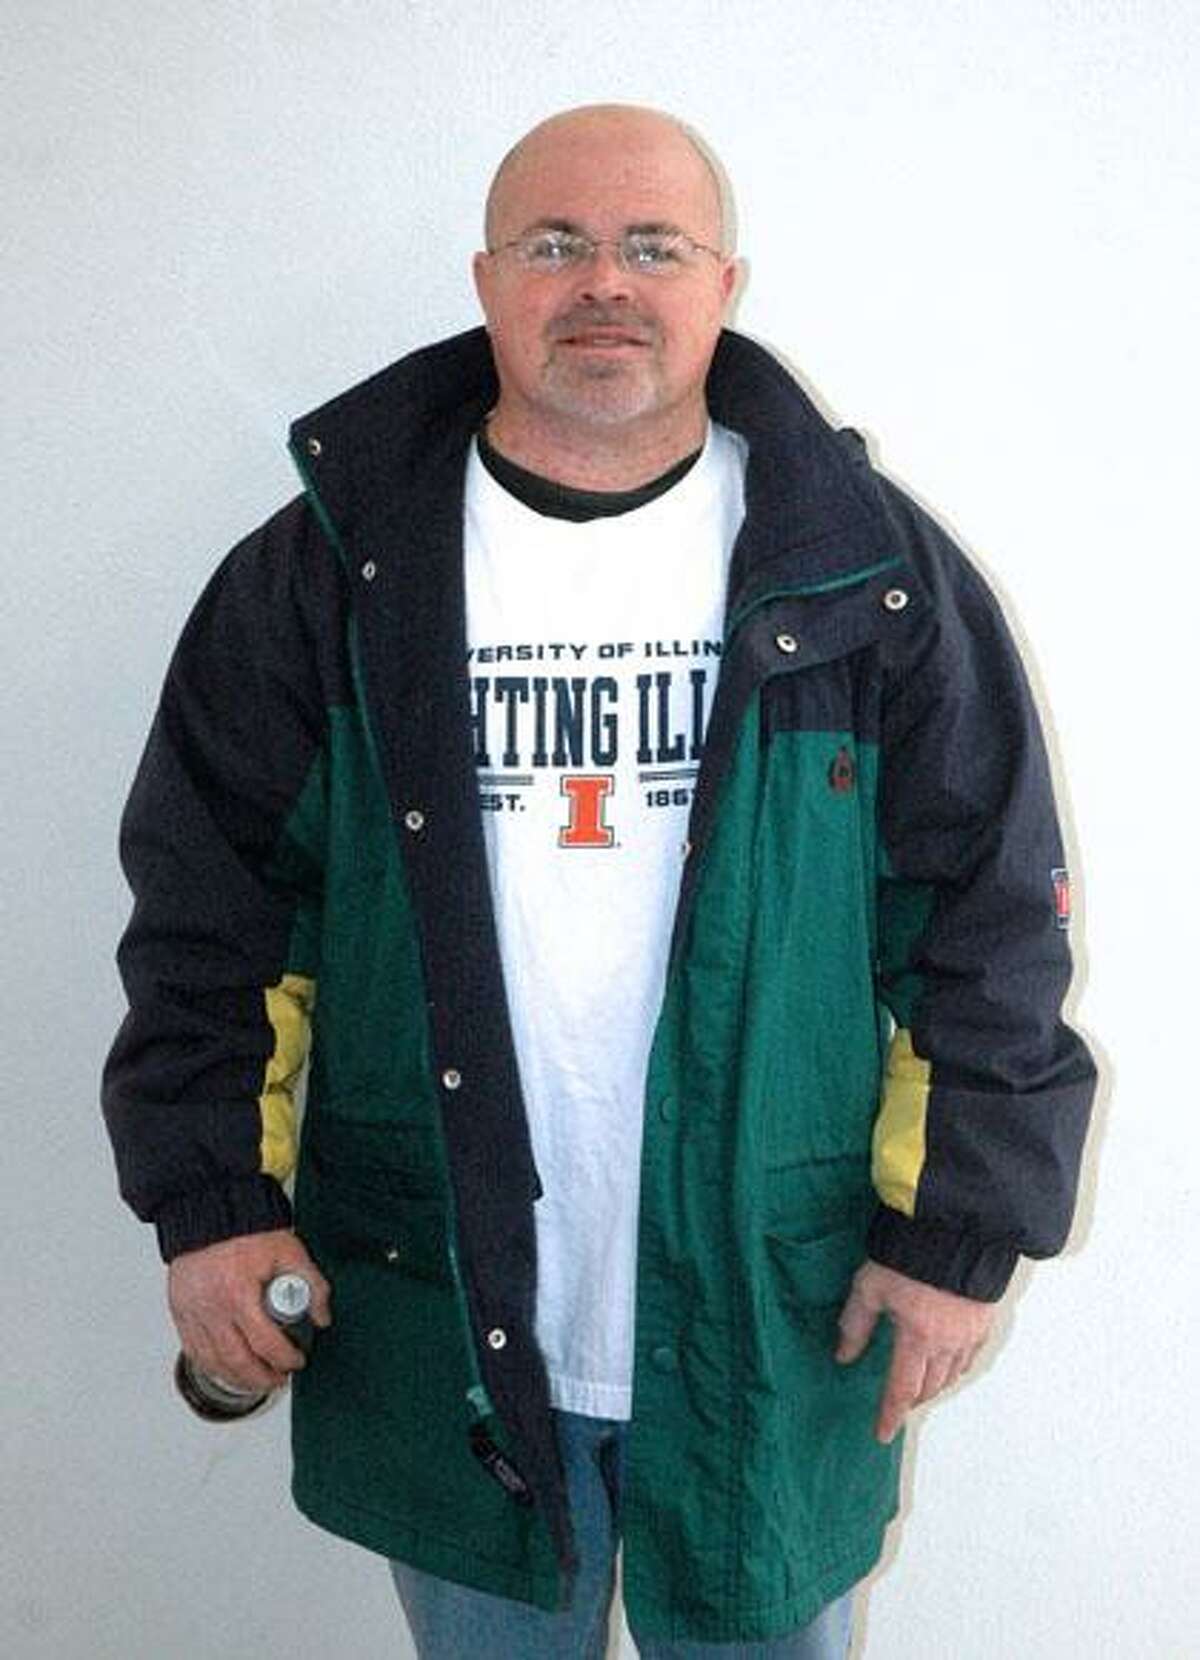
[835, 1260, 995, 1444]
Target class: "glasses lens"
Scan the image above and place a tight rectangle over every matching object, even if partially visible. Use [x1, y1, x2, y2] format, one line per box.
[519, 232, 587, 270]
[622, 233, 689, 273]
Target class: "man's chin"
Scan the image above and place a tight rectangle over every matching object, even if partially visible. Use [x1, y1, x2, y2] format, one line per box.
[540, 366, 661, 428]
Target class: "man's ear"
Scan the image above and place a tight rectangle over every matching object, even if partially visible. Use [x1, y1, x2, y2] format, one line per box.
[472, 250, 494, 317]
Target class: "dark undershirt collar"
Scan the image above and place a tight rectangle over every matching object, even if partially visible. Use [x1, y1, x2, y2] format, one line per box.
[476, 428, 703, 522]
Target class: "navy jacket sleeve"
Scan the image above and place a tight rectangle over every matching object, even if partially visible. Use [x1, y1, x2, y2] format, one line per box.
[102, 498, 336, 1261]
[867, 480, 1095, 1300]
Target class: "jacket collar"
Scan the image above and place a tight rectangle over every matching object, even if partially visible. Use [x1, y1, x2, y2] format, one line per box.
[289, 325, 899, 597]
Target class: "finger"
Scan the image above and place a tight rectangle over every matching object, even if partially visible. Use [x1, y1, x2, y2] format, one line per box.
[943, 1347, 975, 1389]
[836, 1290, 878, 1364]
[947, 1338, 987, 1388]
[875, 1339, 927, 1444]
[295, 1260, 333, 1328]
[217, 1308, 292, 1387]
[173, 1313, 214, 1376]
[188, 1317, 288, 1394]
[914, 1351, 956, 1405]
[240, 1307, 310, 1375]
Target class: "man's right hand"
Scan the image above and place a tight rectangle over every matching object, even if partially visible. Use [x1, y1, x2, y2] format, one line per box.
[168, 1229, 332, 1393]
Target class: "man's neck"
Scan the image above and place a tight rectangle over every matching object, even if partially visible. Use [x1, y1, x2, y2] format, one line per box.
[477, 427, 703, 522]
[484, 402, 709, 492]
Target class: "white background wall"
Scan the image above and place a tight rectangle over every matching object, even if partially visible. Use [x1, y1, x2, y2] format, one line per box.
[4, 3, 1196, 1656]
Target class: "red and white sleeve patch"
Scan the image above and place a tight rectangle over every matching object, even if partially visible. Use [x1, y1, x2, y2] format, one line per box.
[1051, 867, 1072, 930]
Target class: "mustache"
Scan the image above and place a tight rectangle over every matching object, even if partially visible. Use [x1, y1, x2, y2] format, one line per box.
[546, 307, 660, 345]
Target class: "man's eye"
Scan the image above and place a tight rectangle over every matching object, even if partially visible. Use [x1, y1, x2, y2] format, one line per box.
[627, 238, 681, 268]
[527, 236, 579, 265]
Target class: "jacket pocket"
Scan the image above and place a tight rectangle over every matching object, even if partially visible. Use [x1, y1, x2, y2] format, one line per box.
[308, 1179, 451, 1284]
[297, 1115, 453, 1285]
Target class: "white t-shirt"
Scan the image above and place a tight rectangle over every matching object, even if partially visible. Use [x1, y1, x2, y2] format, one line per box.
[464, 423, 747, 1418]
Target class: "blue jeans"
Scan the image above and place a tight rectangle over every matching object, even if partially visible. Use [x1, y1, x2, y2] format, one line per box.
[391, 1412, 855, 1658]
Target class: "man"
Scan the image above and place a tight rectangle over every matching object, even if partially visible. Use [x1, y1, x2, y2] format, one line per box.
[103, 106, 1095, 1657]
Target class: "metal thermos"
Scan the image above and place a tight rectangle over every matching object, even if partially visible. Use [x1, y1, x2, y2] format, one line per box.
[174, 1271, 314, 1422]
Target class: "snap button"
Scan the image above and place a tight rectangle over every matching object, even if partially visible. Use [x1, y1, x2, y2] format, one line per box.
[651, 1345, 678, 1373]
[361, 560, 377, 582]
[384, 1245, 400, 1263]
[658, 1094, 678, 1124]
[404, 809, 425, 833]
[442, 1068, 462, 1091]
[774, 632, 799, 654]
[882, 587, 909, 612]
[486, 1327, 508, 1351]
[305, 435, 322, 458]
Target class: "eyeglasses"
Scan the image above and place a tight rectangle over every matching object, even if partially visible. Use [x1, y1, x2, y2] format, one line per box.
[487, 228, 724, 278]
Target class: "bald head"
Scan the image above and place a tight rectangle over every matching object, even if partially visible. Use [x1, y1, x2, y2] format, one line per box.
[484, 104, 734, 254]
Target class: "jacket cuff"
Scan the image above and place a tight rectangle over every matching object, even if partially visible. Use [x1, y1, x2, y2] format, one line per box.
[154, 1175, 293, 1262]
[867, 1207, 1018, 1302]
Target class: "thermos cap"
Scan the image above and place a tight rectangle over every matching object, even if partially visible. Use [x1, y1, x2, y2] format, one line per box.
[264, 1271, 312, 1324]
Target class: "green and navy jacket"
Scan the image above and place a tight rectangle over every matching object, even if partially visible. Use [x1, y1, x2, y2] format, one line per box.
[103, 328, 1095, 1643]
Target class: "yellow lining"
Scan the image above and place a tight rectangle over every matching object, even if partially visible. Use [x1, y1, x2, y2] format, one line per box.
[259, 974, 316, 1183]
[871, 1027, 931, 1217]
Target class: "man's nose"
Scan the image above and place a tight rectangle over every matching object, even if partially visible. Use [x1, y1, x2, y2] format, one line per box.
[574, 242, 634, 302]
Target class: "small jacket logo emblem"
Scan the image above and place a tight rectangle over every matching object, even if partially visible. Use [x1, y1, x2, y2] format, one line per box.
[829, 747, 856, 794]
[1051, 867, 1071, 930]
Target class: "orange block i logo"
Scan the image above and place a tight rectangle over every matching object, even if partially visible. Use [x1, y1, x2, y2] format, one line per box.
[559, 775, 615, 848]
